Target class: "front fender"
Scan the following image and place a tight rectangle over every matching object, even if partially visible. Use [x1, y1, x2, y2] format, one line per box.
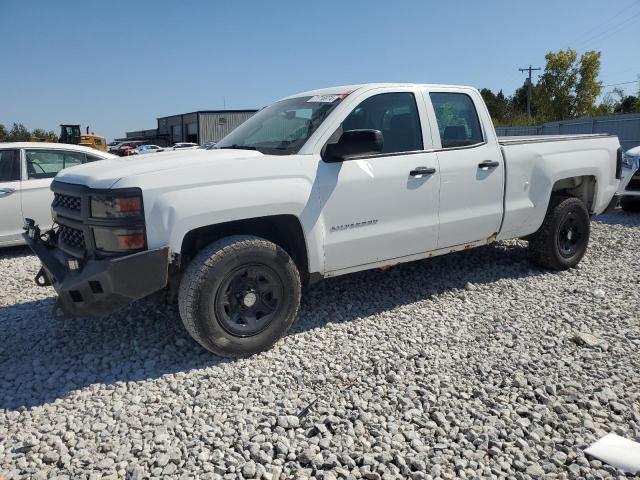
[144, 177, 327, 275]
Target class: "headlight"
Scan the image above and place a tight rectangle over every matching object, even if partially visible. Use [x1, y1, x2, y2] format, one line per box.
[622, 154, 637, 169]
[91, 194, 143, 218]
[93, 227, 145, 252]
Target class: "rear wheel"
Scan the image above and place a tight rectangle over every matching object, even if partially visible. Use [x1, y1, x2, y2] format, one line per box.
[528, 196, 590, 270]
[620, 196, 640, 212]
[178, 235, 301, 356]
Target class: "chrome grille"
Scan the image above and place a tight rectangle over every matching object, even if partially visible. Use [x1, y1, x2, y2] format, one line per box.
[53, 193, 81, 212]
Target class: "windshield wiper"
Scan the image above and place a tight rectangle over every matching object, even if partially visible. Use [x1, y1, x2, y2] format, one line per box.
[219, 144, 258, 151]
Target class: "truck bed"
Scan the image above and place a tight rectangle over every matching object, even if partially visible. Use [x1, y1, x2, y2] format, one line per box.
[497, 132, 620, 242]
[498, 133, 616, 146]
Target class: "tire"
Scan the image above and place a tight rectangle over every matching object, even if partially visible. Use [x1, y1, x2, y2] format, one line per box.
[528, 196, 590, 270]
[178, 235, 301, 356]
[620, 196, 640, 212]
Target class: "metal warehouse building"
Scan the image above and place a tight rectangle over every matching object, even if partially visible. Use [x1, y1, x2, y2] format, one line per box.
[120, 109, 257, 146]
[157, 110, 257, 145]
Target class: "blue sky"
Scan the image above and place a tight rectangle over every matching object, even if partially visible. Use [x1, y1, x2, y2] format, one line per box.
[1, 0, 638, 140]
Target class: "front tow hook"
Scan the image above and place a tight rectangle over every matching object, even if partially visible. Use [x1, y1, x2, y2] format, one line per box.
[35, 267, 51, 287]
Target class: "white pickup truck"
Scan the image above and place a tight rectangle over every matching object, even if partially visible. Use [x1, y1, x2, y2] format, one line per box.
[25, 83, 622, 356]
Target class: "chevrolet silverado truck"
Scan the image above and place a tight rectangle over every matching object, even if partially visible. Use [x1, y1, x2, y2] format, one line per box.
[25, 83, 622, 356]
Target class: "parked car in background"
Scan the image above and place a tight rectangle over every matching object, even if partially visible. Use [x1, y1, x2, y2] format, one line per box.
[108, 141, 125, 155]
[198, 141, 217, 150]
[618, 146, 640, 211]
[132, 145, 165, 155]
[0, 143, 115, 247]
[120, 145, 136, 156]
[110, 141, 148, 156]
[172, 142, 198, 150]
[25, 83, 621, 356]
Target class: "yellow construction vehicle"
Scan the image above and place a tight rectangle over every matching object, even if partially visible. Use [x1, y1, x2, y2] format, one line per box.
[59, 124, 108, 152]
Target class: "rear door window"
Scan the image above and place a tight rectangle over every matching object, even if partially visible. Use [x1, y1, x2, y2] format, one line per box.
[0, 150, 21, 181]
[429, 92, 484, 148]
[25, 150, 86, 179]
[86, 153, 104, 162]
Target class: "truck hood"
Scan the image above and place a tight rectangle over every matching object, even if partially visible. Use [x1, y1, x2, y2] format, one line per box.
[55, 149, 266, 189]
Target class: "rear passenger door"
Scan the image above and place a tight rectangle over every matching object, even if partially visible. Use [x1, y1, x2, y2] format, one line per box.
[424, 90, 504, 248]
[21, 149, 85, 230]
[0, 149, 23, 245]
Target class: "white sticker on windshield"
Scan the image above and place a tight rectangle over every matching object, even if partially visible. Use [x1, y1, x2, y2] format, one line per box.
[307, 94, 340, 103]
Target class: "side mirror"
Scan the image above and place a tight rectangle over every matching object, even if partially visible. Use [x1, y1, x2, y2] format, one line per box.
[323, 129, 383, 162]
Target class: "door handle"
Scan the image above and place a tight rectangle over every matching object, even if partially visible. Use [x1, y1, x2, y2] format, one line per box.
[409, 166, 436, 176]
[0, 188, 16, 198]
[478, 160, 500, 169]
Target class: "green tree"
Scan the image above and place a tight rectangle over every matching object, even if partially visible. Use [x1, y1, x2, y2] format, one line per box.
[480, 88, 511, 124]
[30, 128, 58, 142]
[536, 48, 603, 121]
[510, 81, 540, 121]
[575, 51, 603, 117]
[7, 123, 31, 141]
[599, 87, 624, 115]
[0, 123, 7, 142]
[613, 95, 640, 114]
[536, 49, 579, 121]
[596, 87, 640, 114]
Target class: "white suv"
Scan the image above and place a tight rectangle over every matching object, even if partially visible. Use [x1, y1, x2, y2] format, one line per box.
[0, 142, 115, 247]
[619, 146, 640, 211]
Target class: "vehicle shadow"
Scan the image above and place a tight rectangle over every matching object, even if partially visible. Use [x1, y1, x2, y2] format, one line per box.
[0, 245, 32, 260]
[594, 209, 640, 227]
[0, 240, 544, 410]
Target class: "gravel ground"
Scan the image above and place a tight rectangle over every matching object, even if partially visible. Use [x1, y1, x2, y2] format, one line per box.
[1, 211, 639, 480]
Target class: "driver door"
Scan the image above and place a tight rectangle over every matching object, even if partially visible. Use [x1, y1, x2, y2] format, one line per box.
[317, 90, 440, 272]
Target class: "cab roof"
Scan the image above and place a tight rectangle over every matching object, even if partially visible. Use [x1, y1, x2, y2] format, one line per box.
[284, 83, 477, 100]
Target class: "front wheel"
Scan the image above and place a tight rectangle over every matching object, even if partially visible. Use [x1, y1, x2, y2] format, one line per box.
[178, 235, 301, 356]
[528, 196, 590, 270]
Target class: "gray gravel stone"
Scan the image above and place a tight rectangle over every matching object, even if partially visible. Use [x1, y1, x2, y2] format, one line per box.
[525, 463, 545, 477]
[0, 211, 638, 478]
[572, 331, 609, 349]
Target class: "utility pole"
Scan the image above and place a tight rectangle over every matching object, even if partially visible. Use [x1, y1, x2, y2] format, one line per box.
[519, 64, 541, 118]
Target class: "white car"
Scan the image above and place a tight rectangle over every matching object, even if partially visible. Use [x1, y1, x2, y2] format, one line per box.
[26, 83, 621, 356]
[133, 145, 165, 155]
[618, 145, 640, 211]
[172, 142, 198, 150]
[0, 143, 115, 247]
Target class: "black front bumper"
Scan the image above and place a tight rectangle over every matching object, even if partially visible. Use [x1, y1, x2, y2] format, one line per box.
[25, 230, 169, 318]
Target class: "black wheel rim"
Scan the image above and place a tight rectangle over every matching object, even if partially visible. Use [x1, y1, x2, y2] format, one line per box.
[557, 211, 585, 258]
[214, 263, 284, 337]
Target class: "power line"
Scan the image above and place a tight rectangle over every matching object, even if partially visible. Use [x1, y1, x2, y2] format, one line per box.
[576, 10, 640, 48]
[518, 65, 542, 118]
[605, 66, 640, 76]
[601, 80, 638, 88]
[573, 0, 640, 45]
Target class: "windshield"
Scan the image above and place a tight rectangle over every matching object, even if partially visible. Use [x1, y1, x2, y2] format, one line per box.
[215, 95, 344, 155]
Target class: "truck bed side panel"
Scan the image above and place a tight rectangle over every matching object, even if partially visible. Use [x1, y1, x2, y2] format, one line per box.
[498, 136, 620, 241]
